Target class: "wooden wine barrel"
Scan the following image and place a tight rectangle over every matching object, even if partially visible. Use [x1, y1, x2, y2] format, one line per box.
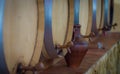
[0, 0, 44, 73]
[90, 0, 103, 35]
[41, 0, 73, 59]
[112, 0, 120, 32]
[99, 0, 114, 32]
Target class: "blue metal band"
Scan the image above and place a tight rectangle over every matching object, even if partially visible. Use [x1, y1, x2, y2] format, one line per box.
[0, 0, 9, 73]
[103, 0, 113, 30]
[109, 0, 114, 26]
[104, 0, 109, 26]
[74, 0, 80, 25]
[44, 0, 58, 58]
[91, 0, 98, 35]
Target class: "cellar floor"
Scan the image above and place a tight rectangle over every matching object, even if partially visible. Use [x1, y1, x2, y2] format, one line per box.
[38, 32, 120, 74]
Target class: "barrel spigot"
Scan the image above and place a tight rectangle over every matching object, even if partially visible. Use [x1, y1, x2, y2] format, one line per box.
[98, 23, 117, 35]
[55, 41, 73, 54]
[82, 32, 95, 38]
[16, 63, 36, 74]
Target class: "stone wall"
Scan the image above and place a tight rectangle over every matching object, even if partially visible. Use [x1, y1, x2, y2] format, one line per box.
[85, 41, 120, 74]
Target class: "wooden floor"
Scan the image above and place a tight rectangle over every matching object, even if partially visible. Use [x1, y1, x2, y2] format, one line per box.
[38, 32, 120, 74]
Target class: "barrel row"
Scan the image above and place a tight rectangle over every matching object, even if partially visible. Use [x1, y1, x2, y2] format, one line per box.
[0, 0, 114, 73]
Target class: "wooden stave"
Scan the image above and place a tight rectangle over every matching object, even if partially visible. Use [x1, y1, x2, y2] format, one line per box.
[86, 0, 93, 36]
[29, 0, 44, 67]
[96, 0, 102, 29]
[79, 0, 90, 35]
